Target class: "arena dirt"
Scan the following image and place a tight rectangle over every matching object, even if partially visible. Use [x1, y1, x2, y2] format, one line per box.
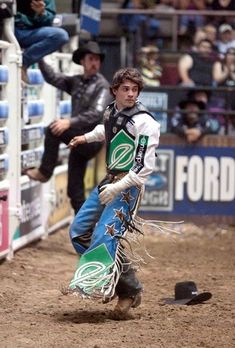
[0, 223, 234, 348]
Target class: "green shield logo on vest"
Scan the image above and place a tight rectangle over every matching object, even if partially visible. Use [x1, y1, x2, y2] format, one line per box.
[108, 130, 135, 171]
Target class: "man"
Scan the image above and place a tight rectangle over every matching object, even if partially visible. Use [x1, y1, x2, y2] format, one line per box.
[216, 24, 235, 57]
[26, 41, 111, 214]
[178, 38, 216, 86]
[68, 68, 160, 319]
[15, 0, 69, 82]
[171, 98, 219, 143]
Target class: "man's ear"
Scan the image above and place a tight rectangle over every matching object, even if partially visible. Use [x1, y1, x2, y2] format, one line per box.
[111, 88, 117, 96]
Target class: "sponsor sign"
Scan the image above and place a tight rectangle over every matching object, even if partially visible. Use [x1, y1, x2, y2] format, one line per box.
[21, 125, 44, 145]
[47, 170, 72, 228]
[0, 189, 9, 258]
[21, 148, 43, 171]
[0, 127, 8, 146]
[138, 91, 168, 133]
[141, 149, 174, 211]
[140, 145, 235, 217]
[19, 181, 42, 237]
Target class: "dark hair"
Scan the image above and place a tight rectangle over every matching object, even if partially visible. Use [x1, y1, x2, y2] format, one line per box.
[110, 68, 144, 96]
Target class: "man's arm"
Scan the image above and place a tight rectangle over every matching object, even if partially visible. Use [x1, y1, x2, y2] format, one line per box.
[15, 0, 56, 27]
[39, 59, 73, 94]
[70, 86, 112, 129]
[31, 0, 56, 26]
[178, 54, 195, 86]
[68, 124, 105, 148]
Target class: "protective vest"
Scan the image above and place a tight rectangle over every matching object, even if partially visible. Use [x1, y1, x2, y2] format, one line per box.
[104, 101, 154, 174]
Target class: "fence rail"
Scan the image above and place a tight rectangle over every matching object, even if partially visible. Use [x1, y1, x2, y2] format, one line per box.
[101, 8, 235, 51]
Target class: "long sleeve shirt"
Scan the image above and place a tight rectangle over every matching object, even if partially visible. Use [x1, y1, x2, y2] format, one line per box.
[84, 110, 160, 187]
[15, 0, 56, 28]
[39, 60, 112, 133]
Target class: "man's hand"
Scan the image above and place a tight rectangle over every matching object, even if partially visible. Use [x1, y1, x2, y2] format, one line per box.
[185, 128, 202, 143]
[50, 119, 71, 136]
[99, 175, 135, 205]
[99, 184, 120, 205]
[31, 0, 46, 16]
[68, 135, 86, 149]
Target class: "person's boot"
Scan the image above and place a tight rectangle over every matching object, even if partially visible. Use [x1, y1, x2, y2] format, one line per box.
[111, 292, 141, 320]
[131, 292, 142, 308]
[112, 297, 134, 320]
[26, 168, 49, 183]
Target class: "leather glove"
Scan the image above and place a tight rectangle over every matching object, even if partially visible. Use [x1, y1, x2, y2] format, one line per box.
[99, 174, 135, 205]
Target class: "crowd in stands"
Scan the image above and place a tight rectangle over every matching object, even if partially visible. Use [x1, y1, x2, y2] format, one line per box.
[9, 0, 235, 139]
[116, 0, 235, 138]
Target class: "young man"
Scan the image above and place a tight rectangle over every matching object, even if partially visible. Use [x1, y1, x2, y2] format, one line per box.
[26, 41, 111, 214]
[68, 68, 160, 319]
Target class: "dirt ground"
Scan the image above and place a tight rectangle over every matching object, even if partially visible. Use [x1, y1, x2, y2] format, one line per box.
[0, 223, 234, 348]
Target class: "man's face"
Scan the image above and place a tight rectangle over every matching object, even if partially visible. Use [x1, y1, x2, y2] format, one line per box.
[198, 41, 213, 57]
[220, 31, 232, 43]
[80, 53, 101, 78]
[185, 103, 200, 126]
[112, 79, 139, 110]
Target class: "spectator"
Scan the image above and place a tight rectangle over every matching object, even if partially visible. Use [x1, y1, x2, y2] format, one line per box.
[213, 47, 235, 86]
[118, 0, 159, 45]
[15, 0, 69, 83]
[26, 41, 112, 214]
[156, 0, 177, 9]
[171, 98, 219, 142]
[178, 38, 216, 86]
[207, 0, 235, 11]
[216, 24, 235, 57]
[206, 0, 235, 26]
[138, 45, 162, 86]
[192, 25, 218, 53]
[178, 0, 206, 36]
[203, 24, 217, 48]
[191, 28, 207, 51]
[187, 88, 226, 128]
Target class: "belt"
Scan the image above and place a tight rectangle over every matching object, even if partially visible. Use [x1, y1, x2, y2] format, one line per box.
[106, 172, 128, 183]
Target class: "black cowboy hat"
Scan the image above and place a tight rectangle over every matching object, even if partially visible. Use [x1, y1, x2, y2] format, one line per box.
[179, 98, 206, 110]
[187, 89, 211, 101]
[163, 281, 212, 305]
[72, 41, 105, 64]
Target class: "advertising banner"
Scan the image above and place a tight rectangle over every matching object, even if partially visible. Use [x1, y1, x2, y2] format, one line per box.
[47, 169, 72, 230]
[138, 91, 168, 133]
[13, 180, 43, 250]
[0, 189, 9, 258]
[140, 145, 235, 220]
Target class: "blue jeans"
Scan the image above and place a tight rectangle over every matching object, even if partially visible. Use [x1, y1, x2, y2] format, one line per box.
[15, 26, 69, 67]
[70, 184, 143, 298]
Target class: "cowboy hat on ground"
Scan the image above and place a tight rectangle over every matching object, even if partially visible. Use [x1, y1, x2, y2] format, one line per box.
[163, 281, 212, 305]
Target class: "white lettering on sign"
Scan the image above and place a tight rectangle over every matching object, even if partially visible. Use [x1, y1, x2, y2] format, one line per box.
[155, 154, 169, 172]
[21, 197, 41, 223]
[220, 157, 235, 201]
[175, 156, 235, 202]
[141, 190, 169, 206]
